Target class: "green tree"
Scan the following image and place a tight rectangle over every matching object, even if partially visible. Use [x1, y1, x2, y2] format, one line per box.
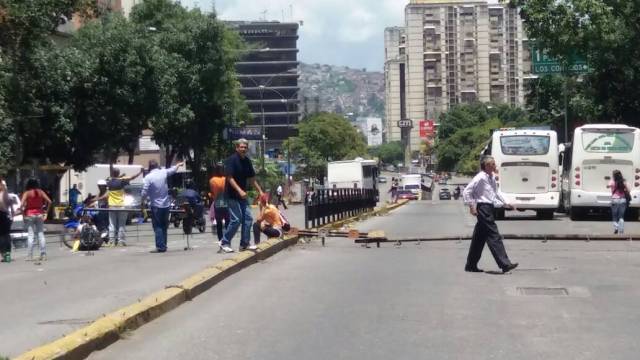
[437, 118, 503, 173]
[514, 0, 640, 124]
[369, 141, 403, 165]
[71, 13, 157, 163]
[288, 112, 367, 180]
[130, 0, 247, 184]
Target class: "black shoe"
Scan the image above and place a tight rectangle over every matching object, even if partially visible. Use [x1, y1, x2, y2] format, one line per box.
[502, 263, 518, 273]
[464, 265, 484, 273]
[149, 249, 166, 253]
[614, 229, 618, 234]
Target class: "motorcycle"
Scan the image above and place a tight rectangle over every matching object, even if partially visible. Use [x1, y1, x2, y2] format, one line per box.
[180, 201, 206, 235]
[170, 198, 182, 228]
[62, 205, 107, 250]
[453, 187, 461, 200]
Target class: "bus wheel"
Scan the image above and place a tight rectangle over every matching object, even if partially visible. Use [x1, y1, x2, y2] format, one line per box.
[495, 208, 505, 220]
[537, 210, 554, 220]
[569, 207, 583, 221]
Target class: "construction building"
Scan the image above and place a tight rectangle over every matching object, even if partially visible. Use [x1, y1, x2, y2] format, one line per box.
[226, 21, 300, 153]
[384, 0, 534, 154]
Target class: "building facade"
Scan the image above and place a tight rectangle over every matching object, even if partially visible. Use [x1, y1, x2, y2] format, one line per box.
[227, 21, 300, 152]
[385, 0, 534, 153]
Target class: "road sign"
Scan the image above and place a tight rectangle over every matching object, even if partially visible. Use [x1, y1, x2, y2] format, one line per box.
[225, 126, 262, 140]
[530, 44, 589, 75]
[397, 119, 413, 128]
[419, 120, 435, 138]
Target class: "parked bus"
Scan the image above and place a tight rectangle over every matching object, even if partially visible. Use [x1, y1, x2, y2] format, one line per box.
[561, 124, 640, 220]
[484, 128, 560, 219]
[327, 158, 379, 192]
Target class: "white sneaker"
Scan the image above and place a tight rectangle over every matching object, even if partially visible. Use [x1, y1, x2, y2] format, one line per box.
[247, 245, 258, 250]
[221, 245, 234, 253]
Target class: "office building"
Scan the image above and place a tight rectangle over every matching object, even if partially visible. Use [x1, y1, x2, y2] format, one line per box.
[384, 0, 534, 153]
[226, 21, 300, 151]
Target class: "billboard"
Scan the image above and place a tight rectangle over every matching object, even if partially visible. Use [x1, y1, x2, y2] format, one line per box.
[419, 120, 435, 138]
[365, 117, 383, 146]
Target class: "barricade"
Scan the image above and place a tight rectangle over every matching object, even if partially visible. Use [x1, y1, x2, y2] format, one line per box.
[304, 188, 377, 229]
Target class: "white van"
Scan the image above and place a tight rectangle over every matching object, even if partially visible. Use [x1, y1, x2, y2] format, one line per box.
[59, 164, 144, 205]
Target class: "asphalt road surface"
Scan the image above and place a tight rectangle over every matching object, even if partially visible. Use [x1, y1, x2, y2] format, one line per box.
[88, 196, 640, 360]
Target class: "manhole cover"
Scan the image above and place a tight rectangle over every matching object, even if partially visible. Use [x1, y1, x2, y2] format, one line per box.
[517, 287, 568, 296]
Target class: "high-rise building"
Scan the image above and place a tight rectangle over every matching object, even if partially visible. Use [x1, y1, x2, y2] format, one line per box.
[384, 0, 534, 153]
[226, 21, 300, 151]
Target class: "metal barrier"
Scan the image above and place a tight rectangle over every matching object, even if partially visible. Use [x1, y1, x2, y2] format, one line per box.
[304, 188, 377, 229]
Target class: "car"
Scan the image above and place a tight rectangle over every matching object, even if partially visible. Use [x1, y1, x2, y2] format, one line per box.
[397, 189, 418, 200]
[378, 176, 388, 184]
[8, 193, 28, 248]
[124, 184, 150, 223]
[439, 188, 451, 200]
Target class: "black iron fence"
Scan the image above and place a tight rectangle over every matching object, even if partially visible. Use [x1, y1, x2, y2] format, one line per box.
[304, 188, 377, 229]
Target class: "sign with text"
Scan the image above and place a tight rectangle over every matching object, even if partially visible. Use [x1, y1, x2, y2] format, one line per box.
[397, 119, 413, 128]
[419, 120, 435, 138]
[530, 44, 588, 75]
[225, 126, 263, 141]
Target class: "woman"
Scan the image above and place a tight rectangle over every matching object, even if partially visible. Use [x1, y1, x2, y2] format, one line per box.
[0, 179, 15, 263]
[252, 194, 284, 249]
[208, 164, 229, 243]
[21, 178, 52, 261]
[610, 170, 629, 234]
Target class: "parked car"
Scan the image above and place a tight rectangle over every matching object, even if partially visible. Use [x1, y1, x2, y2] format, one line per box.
[378, 176, 388, 184]
[397, 189, 418, 200]
[124, 184, 150, 223]
[8, 193, 27, 248]
[439, 188, 451, 200]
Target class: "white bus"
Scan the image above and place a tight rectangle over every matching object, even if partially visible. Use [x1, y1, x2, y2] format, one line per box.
[562, 124, 640, 220]
[484, 128, 560, 219]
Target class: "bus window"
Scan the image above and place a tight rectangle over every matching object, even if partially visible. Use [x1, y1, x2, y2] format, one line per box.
[500, 136, 550, 155]
[582, 130, 634, 153]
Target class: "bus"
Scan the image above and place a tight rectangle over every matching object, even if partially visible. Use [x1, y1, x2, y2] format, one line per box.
[484, 128, 560, 219]
[561, 124, 640, 220]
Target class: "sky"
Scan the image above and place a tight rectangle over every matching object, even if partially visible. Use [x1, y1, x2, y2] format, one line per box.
[179, 0, 406, 71]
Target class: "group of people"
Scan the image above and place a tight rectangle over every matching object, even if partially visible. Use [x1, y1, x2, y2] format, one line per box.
[463, 155, 631, 274]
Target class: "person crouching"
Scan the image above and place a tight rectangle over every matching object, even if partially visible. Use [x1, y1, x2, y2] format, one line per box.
[252, 194, 284, 248]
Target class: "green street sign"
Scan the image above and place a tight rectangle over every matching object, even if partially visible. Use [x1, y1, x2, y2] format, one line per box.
[530, 44, 589, 75]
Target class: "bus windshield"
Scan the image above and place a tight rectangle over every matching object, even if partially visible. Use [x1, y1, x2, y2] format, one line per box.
[500, 135, 550, 155]
[582, 130, 634, 153]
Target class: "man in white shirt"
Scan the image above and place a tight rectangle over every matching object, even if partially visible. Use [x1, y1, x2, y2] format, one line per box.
[462, 156, 518, 273]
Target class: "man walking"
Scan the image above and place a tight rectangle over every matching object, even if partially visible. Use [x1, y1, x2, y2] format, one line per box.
[220, 139, 264, 253]
[142, 160, 184, 253]
[462, 156, 518, 273]
[276, 184, 288, 209]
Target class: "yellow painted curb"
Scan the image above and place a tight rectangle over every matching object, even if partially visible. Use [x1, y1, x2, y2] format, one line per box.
[15, 236, 299, 360]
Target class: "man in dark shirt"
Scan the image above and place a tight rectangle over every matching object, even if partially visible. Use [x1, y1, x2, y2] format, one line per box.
[220, 138, 264, 253]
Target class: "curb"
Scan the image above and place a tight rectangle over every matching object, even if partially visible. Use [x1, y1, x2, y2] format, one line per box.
[15, 236, 299, 360]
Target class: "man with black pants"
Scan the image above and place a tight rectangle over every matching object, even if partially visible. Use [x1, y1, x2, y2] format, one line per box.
[462, 156, 518, 273]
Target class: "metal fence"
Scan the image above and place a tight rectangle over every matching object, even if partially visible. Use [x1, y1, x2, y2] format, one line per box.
[304, 188, 377, 229]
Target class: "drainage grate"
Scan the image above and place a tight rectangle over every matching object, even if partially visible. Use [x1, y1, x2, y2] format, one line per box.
[517, 287, 568, 296]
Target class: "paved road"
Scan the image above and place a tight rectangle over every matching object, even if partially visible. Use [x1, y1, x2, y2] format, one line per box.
[87, 197, 640, 360]
[0, 204, 305, 358]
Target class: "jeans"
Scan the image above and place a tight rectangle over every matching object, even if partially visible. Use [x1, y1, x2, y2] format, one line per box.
[0, 211, 12, 254]
[221, 199, 252, 248]
[25, 215, 46, 258]
[108, 207, 128, 244]
[253, 222, 282, 244]
[213, 207, 229, 241]
[150, 207, 170, 251]
[611, 198, 627, 234]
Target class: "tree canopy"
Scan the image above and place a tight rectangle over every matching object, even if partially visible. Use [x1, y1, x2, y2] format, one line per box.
[514, 0, 640, 124]
[369, 141, 403, 165]
[288, 112, 367, 179]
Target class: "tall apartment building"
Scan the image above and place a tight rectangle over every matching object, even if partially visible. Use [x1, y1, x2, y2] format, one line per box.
[226, 21, 300, 151]
[385, 0, 534, 153]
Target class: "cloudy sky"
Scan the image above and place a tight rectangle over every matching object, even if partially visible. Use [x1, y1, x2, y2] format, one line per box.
[179, 0, 406, 71]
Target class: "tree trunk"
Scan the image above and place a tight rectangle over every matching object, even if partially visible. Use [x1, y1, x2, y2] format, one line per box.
[128, 148, 135, 165]
[165, 147, 175, 168]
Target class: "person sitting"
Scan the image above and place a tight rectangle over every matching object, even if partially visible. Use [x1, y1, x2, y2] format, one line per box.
[252, 194, 286, 247]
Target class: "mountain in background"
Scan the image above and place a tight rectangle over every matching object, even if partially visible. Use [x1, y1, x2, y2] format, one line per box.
[298, 63, 385, 120]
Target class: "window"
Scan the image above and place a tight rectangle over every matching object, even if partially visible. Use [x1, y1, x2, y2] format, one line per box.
[582, 130, 635, 153]
[500, 135, 550, 155]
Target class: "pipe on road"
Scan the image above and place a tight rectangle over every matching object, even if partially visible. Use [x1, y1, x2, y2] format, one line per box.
[355, 234, 640, 244]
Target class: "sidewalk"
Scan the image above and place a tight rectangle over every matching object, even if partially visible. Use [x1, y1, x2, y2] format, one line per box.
[0, 204, 305, 358]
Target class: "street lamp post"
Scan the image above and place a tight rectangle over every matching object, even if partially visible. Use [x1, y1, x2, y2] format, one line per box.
[259, 85, 266, 172]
